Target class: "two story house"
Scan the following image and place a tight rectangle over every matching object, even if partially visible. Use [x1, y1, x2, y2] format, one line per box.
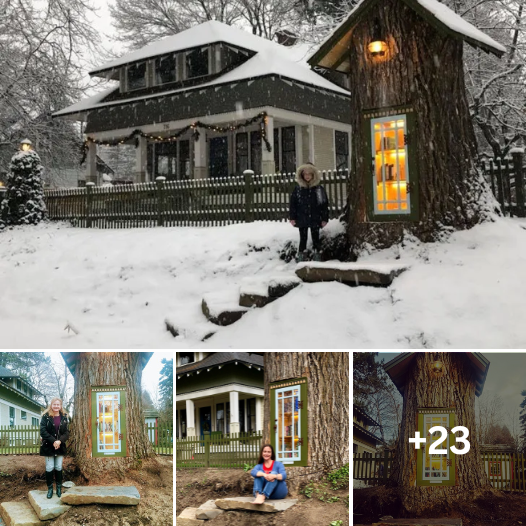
[176, 352, 264, 438]
[353, 404, 385, 455]
[0, 365, 45, 428]
[54, 20, 351, 185]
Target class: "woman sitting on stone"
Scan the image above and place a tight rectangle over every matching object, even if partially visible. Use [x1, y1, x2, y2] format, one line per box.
[251, 444, 288, 504]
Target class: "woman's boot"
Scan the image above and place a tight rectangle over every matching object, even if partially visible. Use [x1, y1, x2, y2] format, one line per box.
[45, 471, 54, 498]
[55, 469, 63, 498]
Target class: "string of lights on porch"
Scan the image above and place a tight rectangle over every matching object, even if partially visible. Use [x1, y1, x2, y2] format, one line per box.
[80, 111, 272, 164]
[177, 360, 261, 380]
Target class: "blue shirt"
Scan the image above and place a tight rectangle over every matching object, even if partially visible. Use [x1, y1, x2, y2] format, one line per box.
[251, 460, 288, 499]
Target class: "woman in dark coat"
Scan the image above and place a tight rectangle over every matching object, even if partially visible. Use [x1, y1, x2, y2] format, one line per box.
[289, 163, 329, 262]
[40, 397, 69, 499]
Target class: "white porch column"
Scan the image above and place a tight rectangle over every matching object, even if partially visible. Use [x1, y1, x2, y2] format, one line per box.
[262, 115, 275, 175]
[308, 124, 315, 165]
[193, 131, 207, 179]
[229, 391, 240, 434]
[85, 140, 97, 185]
[186, 399, 196, 437]
[136, 135, 148, 182]
[295, 124, 303, 167]
[256, 397, 264, 434]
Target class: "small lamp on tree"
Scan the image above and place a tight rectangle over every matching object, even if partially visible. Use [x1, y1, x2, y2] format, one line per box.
[431, 353, 445, 377]
[20, 139, 33, 152]
[368, 19, 388, 57]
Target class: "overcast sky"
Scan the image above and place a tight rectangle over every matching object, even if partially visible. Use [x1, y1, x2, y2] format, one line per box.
[373, 351, 526, 429]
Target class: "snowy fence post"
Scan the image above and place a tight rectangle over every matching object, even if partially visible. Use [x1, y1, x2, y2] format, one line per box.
[156, 176, 166, 227]
[243, 170, 254, 223]
[512, 149, 525, 217]
[85, 182, 95, 228]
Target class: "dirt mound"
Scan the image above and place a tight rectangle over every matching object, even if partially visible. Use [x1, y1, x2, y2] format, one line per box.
[176, 468, 349, 526]
[353, 486, 526, 526]
[0, 455, 172, 526]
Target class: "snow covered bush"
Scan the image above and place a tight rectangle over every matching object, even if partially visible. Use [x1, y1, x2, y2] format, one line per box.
[0, 150, 47, 229]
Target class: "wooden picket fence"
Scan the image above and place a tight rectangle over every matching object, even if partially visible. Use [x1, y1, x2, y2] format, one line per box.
[0, 423, 173, 456]
[42, 170, 348, 228]
[176, 431, 263, 469]
[353, 451, 526, 492]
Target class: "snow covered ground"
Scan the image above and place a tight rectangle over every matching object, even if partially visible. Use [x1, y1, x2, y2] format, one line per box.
[1, 217, 525, 349]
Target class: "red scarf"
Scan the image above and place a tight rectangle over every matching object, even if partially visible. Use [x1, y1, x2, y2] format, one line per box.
[263, 461, 274, 473]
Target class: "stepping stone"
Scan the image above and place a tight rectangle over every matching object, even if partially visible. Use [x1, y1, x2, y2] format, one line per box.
[177, 508, 205, 526]
[28, 491, 71, 520]
[239, 281, 275, 308]
[268, 275, 302, 298]
[295, 261, 408, 287]
[196, 500, 224, 520]
[0, 502, 45, 526]
[60, 486, 140, 505]
[373, 520, 462, 526]
[202, 291, 248, 326]
[215, 497, 298, 513]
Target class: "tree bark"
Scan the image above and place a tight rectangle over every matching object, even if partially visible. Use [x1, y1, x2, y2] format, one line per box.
[263, 352, 349, 489]
[390, 352, 493, 513]
[347, 0, 495, 252]
[69, 352, 154, 481]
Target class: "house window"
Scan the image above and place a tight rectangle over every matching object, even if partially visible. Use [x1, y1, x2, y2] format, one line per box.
[236, 133, 248, 174]
[179, 140, 190, 179]
[216, 403, 225, 433]
[281, 127, 296, 174]
[186, 48, 209, 79]
[270, 378, 308, 467]
[16, 379, 21, 390]
[370, 113, 411, 215]
[489, 461, 501, 476]
[91, 386, 127, 458]
[353, 443, 358, 453]
[335, 130, 349, 171]
[23, 384, 27, 393]
[222, 45, 245, 71]
[155, 55, 176, 85]
[21, 411, 27, 420]
[9, 406, 15, 427]
[32, 417, 39, 426]
[239, 400, 245, 433]
[179, 353, 194, 366]
[247, 398, 256, 433]
[127, 62, 147, 91]
[181, 409, 187, 438]
[155, 141, 178, 180]
[250, 131, 262, 174]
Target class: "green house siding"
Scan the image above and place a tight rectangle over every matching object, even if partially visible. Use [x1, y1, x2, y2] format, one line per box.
[176, 363, 263, 395]
[0, 385, 43, 414]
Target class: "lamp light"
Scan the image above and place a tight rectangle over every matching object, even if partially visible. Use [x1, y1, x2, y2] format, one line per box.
[20, 139, 33, 152]
[368, 18, 388, 57]
[432, 353, 443, 373]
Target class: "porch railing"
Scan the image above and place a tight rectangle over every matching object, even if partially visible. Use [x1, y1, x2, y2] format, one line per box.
[42, 170, 349, 228]
[0, 423, 173, 456]
[176, 431, 263, 469]
[353, 451, 526, 492]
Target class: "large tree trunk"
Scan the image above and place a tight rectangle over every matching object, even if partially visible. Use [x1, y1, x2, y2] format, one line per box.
[263, 352, 349, 490]
[347, 0, 495, 252]
[69, 352, 154, 481]
[390, 352, 493, 513]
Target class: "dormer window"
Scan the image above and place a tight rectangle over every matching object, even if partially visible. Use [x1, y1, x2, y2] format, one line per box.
[127, 62, 147, 91]
[180, 352, 194, 366]
[155, 55, 176, 85]
[16, 379, 21, 390]
[186, 48, 209, 79]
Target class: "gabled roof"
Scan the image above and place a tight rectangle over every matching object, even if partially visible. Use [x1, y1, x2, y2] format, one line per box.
[309, 0, 505, 72]
[176, 352, 263, 376]
[0, 365, 17, 377]
[354, 404, 380, 427]
[353, 422, 386, 445]
[0, 365, 44, 398]
[383, 352, 490, 397]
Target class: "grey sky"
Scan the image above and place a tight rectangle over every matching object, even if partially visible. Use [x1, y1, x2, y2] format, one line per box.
[374, 351, 526, 430]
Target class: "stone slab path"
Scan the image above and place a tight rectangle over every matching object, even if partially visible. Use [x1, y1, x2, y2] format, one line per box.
[60, 485, 140, 505]
[28, 491, 71, 520]
[372, 520, 462, 526]
[214, 496, 298, 513]
[0, 501, 45, 526]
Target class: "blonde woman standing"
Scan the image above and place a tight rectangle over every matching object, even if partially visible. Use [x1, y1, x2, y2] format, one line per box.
[40, 398, 69, 499]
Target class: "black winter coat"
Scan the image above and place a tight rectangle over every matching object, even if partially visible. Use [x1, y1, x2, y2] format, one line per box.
[289, 184, 329, 228]
[40, 413, 69, 457]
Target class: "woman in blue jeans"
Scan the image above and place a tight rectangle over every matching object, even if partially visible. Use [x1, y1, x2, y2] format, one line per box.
[251, 444, 288, 504]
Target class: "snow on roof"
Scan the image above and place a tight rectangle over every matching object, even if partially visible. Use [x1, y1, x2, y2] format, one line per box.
[308, 0, 505, 64]
[92, 20, 316, 74]
[53, 87, 116, 117]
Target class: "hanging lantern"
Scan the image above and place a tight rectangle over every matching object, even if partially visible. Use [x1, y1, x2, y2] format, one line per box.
[20, 139, 33, 152]
[430, 353, 445, 378]
[368, 18, 388, 57]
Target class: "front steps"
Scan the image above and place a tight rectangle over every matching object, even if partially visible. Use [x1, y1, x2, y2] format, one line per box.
[0, 483, 140, 526]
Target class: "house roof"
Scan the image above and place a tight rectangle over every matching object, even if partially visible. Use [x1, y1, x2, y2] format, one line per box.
[0, 365, 44, 398]
[383, 352, 490, 397]
[353, 404, 380, 427]
[353, 421, 386, 445]
[61, 352, 154, 376]
[176, 352, 263, 376]
[308, 0, 505, 72]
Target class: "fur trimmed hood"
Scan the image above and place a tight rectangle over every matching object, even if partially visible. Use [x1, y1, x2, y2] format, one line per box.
[295, 164, 321, 188]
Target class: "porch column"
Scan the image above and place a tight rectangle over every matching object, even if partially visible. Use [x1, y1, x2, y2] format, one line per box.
[256, 397, 263, 434]
[194, 131, 207, 179]
[186, 399, 196, 437]
[308, 124, 315, 165]
[229, 391, 240, 434]
[262, 115, 275, 175]
[85, 140, 97, 185]
[136, 135, 148, 182]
